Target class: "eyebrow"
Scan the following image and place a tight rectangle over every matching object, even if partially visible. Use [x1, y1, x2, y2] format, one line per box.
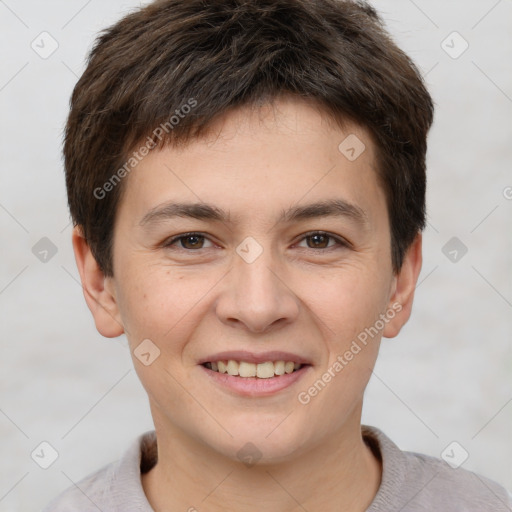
[139, 199, 368, 228]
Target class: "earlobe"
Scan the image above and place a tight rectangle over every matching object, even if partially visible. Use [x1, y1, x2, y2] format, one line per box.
[383, 233, 423, 339]
[72, 227, 124, 338]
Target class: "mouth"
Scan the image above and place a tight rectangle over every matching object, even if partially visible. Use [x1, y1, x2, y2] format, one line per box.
[202, 360, 305, 378]
[198, 352, 312, 396]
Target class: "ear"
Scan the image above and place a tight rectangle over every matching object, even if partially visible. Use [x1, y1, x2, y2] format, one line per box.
[72, 226, 124, 338]
[383, 233, 423, 338]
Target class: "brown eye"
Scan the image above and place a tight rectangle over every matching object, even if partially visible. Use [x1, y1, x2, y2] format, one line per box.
[164, 233, 213, 250]
[180, 235, 205, 249]
[296, 231, 349, 251]
[306, 233, 330, 249]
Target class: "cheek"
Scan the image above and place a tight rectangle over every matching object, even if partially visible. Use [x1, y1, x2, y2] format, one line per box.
[116, 266, 216, 353]
[304, 265, 392, 341]
[115, 265, 174, 342]
[296, 275, 386, 424]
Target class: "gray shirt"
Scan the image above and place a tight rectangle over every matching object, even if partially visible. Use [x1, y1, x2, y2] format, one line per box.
[42, 425, 512, 511]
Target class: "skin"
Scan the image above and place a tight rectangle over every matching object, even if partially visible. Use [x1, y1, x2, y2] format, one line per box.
[73, 96, 422, 512]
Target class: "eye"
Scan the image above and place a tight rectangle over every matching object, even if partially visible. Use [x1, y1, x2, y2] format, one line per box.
[163, 232, 214, 250]
[162, 231, 349, 252]
[296, 231, 349, 250]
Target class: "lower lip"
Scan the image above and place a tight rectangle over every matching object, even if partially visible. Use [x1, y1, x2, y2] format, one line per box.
[200, 365, 311, 397]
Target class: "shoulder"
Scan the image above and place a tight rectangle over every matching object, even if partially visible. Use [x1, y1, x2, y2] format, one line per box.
[41, 431, 156, 512]
[41, 461, 118, 511]
[363, 425, 512, 512]
[402, 450, 511, 510]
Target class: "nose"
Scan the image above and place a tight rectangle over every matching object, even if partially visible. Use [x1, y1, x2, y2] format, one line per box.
[215, 245, 300, 334]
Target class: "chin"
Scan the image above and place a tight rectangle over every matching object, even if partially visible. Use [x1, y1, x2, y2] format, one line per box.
[207, 415, 311, 464]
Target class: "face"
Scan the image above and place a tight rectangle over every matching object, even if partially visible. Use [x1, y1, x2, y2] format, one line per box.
[77, 96, 421, 463]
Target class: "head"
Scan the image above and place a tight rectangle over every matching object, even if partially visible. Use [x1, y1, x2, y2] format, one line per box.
[67, 0, 433, 463]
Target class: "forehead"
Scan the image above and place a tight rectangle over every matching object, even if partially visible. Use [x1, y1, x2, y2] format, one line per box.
[117, 97, 386, 229]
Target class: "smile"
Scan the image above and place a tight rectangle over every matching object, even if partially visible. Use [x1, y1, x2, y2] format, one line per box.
[200, 358, 311, 396]
[203, 360, 303, 378]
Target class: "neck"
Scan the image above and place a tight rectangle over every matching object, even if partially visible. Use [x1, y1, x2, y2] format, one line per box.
[142, 406, 381, 512]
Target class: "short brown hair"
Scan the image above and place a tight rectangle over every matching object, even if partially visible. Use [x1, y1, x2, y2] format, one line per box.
[64, 0, 434, 276]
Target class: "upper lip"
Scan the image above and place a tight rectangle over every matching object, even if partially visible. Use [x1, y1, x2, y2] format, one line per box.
[199, 351, 312, 365]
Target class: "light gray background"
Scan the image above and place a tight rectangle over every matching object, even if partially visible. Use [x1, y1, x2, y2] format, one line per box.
[0, 0, 511, 510]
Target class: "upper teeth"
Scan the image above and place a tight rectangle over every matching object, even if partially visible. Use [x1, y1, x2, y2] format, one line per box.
[206, 360, 301, 378]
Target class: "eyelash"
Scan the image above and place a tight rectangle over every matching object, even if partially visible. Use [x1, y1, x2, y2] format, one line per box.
[162, 231, 350, 252]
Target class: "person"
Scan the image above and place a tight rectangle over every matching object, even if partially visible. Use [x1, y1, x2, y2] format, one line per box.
[43, 0, 512, 510]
